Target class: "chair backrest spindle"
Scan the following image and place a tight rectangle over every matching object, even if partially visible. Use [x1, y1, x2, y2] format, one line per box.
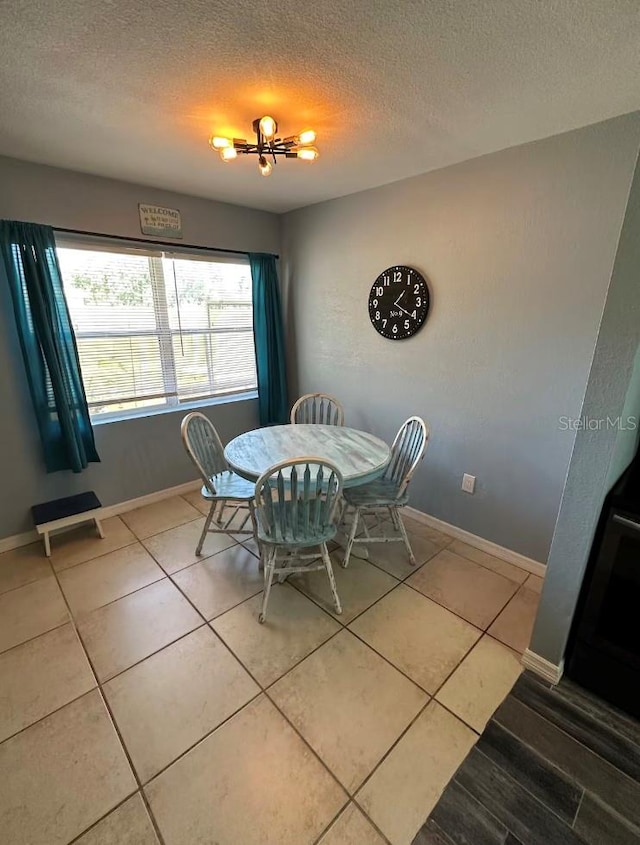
[181, 412, 228, 495]
[383, 416, 429, 497]
[255, 457, 343, 545]
[290, 393, 345, 426]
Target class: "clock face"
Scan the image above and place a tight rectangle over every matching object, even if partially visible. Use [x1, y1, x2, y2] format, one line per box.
[368, 265, 430, 340]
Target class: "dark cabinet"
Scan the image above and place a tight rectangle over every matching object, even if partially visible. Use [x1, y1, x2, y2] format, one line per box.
[568, 501, 640, 718]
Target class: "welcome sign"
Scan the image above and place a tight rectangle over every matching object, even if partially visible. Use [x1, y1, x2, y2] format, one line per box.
[138, 204, 183, 238]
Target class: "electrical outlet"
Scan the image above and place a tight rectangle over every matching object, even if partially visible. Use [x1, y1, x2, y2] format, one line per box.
[462, 473, 476, 494]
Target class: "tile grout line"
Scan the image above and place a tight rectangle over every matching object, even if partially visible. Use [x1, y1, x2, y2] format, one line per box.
[12, 535, 258, 719]
[49, 532, 261, 674]
[48, 510, 259, 844]
[121, 500, 203, 540]
[282, 559, 514, 712]
[399, 557, 522, 632]
[35, 522, 216, 621]
[65, 791, 143, 845]
[0, 617, 72, 659]
[441, 537, 534, 585]
[342, 534, 529, 642]
[400, 566, 528, 647]
[0, 679, 99, 747]
[339, 611, 525, 839]
[357, 516, 537, 596]
[4, 515, 333, 837]
[3, 509, 527, 844]
[288, 537, 525, 648]
[49, 498, 206, 573]
[137, 537, 435, 845]
[135, 514, 520, 839]
[256, 588, 491, 841]
[10, 517, 513, 665]
[349, 627, 486, 795]
[310, 800, 395, 845]
[283, 541, 484, 636]
[139, 687, 265, 786]
[50, 539, 140, 576]
[205, 538, 523, 737]
[44, 560, 169, 845]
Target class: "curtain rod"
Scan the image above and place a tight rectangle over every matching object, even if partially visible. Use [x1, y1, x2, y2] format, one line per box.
[53, 226, 279, 259]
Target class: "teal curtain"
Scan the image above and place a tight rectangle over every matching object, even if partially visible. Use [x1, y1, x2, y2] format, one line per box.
[249, 253, 288, 426]
[0, 220, 99, 472]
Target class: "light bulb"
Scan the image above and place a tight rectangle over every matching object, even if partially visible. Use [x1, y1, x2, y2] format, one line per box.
[220, 146, 237, 162]
[210, 136, 231, 149]
[297, 129, 316, 146]
[258, 155, 273, 177]
[297, 145, 319, 162]
[259, 115, 277, 140]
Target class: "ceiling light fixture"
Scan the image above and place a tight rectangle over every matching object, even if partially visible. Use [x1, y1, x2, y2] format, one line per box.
[209, 116, 319, 177]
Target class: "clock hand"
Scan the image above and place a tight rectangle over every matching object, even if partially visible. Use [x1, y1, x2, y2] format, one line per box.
[393, 290, 416, 318]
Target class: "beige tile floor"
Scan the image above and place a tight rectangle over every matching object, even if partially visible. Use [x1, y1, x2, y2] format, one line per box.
[0, 496, 543, 845]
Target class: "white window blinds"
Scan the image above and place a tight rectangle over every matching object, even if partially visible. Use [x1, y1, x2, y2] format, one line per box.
[56, 238, 257, 418]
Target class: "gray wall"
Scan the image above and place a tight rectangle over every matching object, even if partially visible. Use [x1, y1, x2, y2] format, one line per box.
[0, 157, 280, 537]
[531, 146, 640, 665]
[282, 115, 640, 562]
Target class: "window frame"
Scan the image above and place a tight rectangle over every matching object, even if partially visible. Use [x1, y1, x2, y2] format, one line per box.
[54, 233, 258, 423]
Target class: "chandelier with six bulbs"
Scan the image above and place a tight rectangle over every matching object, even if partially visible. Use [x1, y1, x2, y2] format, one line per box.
[210, 115, 318, 177]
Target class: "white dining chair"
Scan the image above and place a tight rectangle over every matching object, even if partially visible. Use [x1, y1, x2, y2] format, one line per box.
[253, 457, 344, 623]
[181, 412, 255, 554]
[290, 393, 345, 426]
[341, 416, 429, 568]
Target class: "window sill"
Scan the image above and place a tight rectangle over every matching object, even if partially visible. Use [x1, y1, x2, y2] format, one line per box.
[92, 390, 259, 426]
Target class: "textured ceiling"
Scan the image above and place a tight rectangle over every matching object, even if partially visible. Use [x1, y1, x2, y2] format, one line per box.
[0, 0, 639, 213]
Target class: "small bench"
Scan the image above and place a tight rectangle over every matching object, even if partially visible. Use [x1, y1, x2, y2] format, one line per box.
[31, 492, 104, 557]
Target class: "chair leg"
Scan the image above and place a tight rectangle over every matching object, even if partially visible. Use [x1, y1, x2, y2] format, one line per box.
[342, 507, 360, 569]
[215, 499, 226, 525]
[237, 509, 251, 531]
[249, 502, 264, 571]
[196, 502, 216, 555]
[259, 548, 277, 623]
[321, 542, 342, 615]
[393, 507, 416, 565]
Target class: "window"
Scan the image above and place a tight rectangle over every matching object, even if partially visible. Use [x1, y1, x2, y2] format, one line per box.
[56, 238, 257, 418]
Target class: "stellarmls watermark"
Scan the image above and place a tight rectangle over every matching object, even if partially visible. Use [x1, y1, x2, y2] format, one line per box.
[558, 416, 638, 431]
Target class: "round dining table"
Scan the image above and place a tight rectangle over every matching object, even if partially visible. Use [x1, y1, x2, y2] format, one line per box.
[224, 424, 391, 487]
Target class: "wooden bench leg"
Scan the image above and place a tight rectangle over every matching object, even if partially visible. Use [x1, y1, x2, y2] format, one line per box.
[94, 518, 105, 539]
[43, 532, 51, 558]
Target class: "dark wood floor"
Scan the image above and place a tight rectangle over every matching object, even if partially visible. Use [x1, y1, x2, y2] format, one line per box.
[412, 671, 640, 845]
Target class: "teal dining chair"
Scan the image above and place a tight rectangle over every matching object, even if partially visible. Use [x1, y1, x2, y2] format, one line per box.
[290, 393, 345, 426]
[341, 416, 429, 568]
[253, 457, 344, 623]
[181, 412, 255, 554]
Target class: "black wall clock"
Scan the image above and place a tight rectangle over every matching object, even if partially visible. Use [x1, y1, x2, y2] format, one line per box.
[368, 265, 430, 340]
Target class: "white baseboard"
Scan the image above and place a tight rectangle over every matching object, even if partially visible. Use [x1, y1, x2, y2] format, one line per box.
[2, 481, 546, 583]
[0, 479, 201, 554]
[0, 528, 39, 555]
[522, 648, 564, 685]
[404, 506, 546, 578]
[98, 480, 201, 519]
